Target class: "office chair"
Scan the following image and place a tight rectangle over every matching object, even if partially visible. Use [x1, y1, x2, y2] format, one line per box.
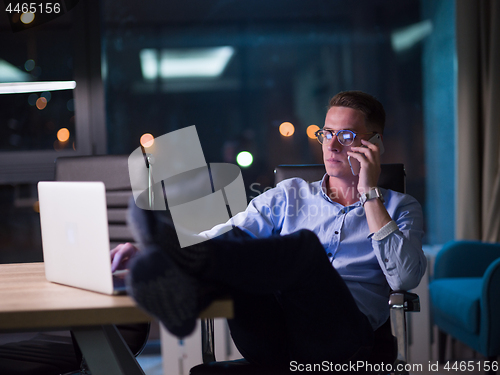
[190, 164, 420, 375]
[0, 155, 150, 375]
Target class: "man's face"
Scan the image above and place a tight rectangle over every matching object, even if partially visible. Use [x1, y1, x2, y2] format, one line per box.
[321, 106, 370, 179]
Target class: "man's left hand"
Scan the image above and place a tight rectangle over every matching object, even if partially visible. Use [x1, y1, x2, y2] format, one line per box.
[110, 242, 139, 272]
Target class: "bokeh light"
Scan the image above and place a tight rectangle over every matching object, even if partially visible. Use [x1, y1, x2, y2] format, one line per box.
[307, 125, 320, 139]
[28, 94, 38, 106]
[41, 91, 51, 102]
[24, 59, 35, 72]
[57, 128, 70, 142]
[140, 133, 155, 148]
[279, 122, 295, 137]
[67, 99, 75, 111]
[236, 151, 253, 167]
[36, 97, 47, 110]
[20, 12, 35, 24]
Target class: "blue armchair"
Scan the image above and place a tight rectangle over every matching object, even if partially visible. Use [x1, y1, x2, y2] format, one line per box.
[429, 241, 500, 370]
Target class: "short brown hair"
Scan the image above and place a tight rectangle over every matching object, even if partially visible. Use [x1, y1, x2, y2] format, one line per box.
[328, 91, 386, 134]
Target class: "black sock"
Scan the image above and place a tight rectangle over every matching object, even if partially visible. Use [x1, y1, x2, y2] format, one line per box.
[128, 202, 212, 276]
[127, 245, 200, 338]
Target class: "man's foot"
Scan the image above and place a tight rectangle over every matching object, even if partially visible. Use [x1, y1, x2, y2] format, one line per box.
[127, 203, 220, 337]
[128, 203, 211, 276]
[126, 245, 201, 338]
[127, 199, 179, 248]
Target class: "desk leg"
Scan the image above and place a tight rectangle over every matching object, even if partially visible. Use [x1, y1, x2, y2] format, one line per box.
[72, 325, 145, 375]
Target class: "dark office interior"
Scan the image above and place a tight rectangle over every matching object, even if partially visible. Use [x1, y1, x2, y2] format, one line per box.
[0, 0, 456, 262]
[1, 0, 499, 374]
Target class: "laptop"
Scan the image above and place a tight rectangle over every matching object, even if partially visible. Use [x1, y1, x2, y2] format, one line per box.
[37, 181, 127, 295]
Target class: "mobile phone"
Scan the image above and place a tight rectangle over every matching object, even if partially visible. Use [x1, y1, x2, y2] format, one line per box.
[348, 134, 385, 175]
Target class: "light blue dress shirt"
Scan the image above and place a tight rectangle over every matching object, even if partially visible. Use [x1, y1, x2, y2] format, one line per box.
[204, 174, 427, 330]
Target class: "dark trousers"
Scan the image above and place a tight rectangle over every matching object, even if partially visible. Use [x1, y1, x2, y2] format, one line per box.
[206, 228, 375, 367]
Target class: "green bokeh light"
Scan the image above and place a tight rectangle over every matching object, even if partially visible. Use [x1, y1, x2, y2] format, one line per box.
[236, 151, 253, 167]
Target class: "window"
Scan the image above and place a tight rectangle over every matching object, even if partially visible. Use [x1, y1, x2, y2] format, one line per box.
[102, 0, 456, 243]
[0, 0, 456, 263]
[0, 0, 104, 262]
[0, 0, 104, 183]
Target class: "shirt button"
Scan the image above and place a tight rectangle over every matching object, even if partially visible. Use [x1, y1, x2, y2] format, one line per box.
[327, 253, 332, 257]
[384, 258, 389, 262]
[334, 231, 339, 235]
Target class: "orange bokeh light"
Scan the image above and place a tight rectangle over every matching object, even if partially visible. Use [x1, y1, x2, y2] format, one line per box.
[57, 128, 70, 142]
[140, 133, 155, 148]
[36, 97, 47, 110]
[307, 125, 320, 139]
[279, 122, 295, 137]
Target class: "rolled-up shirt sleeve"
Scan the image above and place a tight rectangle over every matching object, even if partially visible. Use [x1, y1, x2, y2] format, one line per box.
[370, 193, 427, 291]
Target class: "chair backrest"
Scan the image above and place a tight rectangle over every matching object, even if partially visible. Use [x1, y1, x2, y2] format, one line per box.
[55, 155, 134, 249]
[274, 163, 405, 193]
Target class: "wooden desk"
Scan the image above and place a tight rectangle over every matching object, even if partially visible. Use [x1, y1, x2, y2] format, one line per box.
[0, 262, 151, 331]
[0, 262, 151, 375]
[0, 263, 233, 375]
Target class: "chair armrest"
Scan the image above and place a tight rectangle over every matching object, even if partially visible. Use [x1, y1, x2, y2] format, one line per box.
[389, 291, 420, 375]
[200, 299, 233, 364]
[434, 241, 500, 279]
[201, 319, 216, 364]
[389, 291, 420, 312]
[480, 258, 500, 356]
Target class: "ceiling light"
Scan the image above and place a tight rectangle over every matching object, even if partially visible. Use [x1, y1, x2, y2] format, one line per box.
[0, 81, 77, 94]
[391, 20, 433, 53]
[139, 49, 159, 80]
[140, 46, 235, 80]
[0, 59, 32, 82]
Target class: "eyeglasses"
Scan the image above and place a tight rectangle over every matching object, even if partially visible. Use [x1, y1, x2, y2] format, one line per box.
[314, 129, 375, 146]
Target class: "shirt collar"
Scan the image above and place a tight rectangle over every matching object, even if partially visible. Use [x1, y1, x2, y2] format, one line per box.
[319, 173, 363, 208]
[319, 173, 332, 203]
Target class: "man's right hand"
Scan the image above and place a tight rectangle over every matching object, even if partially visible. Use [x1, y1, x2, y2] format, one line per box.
[110, 242, 139, 272]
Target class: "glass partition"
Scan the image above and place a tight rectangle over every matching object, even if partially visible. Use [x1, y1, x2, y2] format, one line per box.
[102, 0, 429, 202]
[0, 1, 100, 183]
[0, 0, 101, 263]
[0, 0, 456, 264]
[101, 0, 456, 244]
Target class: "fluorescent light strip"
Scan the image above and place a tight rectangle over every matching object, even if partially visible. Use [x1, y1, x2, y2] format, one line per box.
[140, 46, 235, 80]
[140, 49, 159, 80]
[391, 20, 433, 52]
[0, 59, 32, 82]
[0, 81, 77, 94]
[160, 46, 234, 78]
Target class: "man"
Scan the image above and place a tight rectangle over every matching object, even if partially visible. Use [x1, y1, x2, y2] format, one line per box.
[112, 90, 426, 368]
